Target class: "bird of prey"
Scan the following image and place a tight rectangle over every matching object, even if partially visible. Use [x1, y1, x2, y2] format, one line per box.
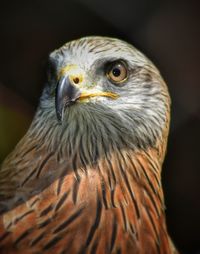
[0, 36, 177, 254]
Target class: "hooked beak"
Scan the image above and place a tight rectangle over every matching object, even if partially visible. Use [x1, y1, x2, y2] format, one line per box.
[55, 75, 119, 122]
[55, 75, 81, 122]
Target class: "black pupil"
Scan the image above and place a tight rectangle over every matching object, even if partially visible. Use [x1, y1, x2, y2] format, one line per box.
[112, 67, 121, 77]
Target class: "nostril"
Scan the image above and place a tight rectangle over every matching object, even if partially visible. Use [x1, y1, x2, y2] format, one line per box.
[73, 77, 80, 84]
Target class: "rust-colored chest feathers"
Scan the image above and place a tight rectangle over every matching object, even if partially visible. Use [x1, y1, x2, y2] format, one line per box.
[0, 148, 173, 254]
[0, 36, 177, 253]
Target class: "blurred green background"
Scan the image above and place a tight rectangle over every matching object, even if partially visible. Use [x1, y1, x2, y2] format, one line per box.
[0, 84, 33, 161]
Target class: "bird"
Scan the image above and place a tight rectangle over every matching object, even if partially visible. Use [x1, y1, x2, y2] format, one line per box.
[0, 36, 177, 254]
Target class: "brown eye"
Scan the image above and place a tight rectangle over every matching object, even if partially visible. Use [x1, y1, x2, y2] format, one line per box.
[107, 61, 128, 83]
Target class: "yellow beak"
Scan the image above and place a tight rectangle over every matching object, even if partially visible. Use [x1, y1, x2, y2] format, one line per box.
[79, 91, 119, 100]
[56, 71, 119, 121]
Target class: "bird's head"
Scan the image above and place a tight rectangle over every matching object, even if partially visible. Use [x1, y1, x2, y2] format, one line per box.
[38, 36, 170, 158]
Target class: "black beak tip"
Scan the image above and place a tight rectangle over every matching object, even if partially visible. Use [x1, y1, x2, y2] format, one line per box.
[55, 75, 81, 123]
[56, 110, 62, 123]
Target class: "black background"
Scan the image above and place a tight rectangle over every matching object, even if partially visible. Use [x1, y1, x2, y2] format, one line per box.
[0, 0, 200, 253]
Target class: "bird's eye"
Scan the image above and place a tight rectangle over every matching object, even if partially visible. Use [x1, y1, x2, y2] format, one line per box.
[106, 61, 128, 84]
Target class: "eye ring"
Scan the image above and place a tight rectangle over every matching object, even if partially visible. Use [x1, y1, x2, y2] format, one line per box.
[106, 61, 128, 84]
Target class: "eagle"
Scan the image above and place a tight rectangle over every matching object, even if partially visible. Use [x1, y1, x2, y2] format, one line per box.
[0, 36, 177, 254]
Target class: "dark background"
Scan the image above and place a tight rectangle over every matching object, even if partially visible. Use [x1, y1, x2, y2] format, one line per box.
[0, 0, 200, 253]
